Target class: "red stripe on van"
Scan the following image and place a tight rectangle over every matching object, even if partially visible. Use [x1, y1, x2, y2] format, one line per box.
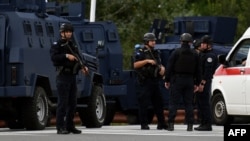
[214, 65, 250, 75]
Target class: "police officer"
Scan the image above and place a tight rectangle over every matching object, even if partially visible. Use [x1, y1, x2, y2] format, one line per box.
[165, 33, 201, 131]
[133, 33, 167, 130]
[194, 35, 218, 131]
[50, 23, 88, 134]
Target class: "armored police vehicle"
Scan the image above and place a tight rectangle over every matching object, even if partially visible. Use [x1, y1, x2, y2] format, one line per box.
[0, 0, 109, 130]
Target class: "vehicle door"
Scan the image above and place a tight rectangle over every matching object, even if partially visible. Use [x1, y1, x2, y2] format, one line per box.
[220, 39, 250, 114]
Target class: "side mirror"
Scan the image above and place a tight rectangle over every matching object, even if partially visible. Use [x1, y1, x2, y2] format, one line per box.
[218, 54, 226, 64]
[218, 54, 231, 68]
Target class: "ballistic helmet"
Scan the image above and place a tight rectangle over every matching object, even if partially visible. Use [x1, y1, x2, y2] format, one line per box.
[143, 33, 157, 42]
[201, 35, 212, 44]
[60, 23, 74, 32]
[193, 39, 202, 49]
[180, 33, 192, 42]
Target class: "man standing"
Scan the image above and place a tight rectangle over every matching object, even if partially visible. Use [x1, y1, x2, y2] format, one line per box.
[165, 33, 201, 131]
[133, 33, 167, 130]
[50, 23, 88, 134]
[194, 35, 218, 131]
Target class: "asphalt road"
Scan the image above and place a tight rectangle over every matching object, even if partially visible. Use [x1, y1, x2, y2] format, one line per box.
[0, 124, 223, 141]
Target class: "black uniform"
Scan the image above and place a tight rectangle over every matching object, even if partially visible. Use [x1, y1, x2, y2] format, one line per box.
[196, 49, 218, 128]
[133, 46, 166, 129]
[50, 39, 86, 133]
[165, 43, 201, 131]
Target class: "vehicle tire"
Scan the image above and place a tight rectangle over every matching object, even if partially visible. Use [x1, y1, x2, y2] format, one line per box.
[103, 103, 116, 125]
[211, 94, 233, 125]
[22, 86, 49, 130]
[78, 85, 106, 128]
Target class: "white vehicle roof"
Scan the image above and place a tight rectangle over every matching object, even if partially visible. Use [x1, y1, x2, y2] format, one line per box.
[242, 27, 250, 37]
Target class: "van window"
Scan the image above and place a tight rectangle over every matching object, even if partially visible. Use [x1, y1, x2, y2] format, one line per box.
[228, 39, 250, 67]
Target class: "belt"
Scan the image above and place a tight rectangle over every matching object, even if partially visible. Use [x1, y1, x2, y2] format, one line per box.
[60, 67, 74, 75]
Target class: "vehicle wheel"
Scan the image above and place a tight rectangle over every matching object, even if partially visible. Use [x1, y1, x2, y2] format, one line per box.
[22, 86, 49, 130]
[103, 103, 116, 125]
[78, 85, 106, 128]
[211, 94, 233, 125]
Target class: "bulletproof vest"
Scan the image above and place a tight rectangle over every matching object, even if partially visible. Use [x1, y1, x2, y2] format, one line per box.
[174, 48, 196, 74]
[137, 47, 160, 78]
[52, 40, 79, 74]
[64, 45, 78, 68]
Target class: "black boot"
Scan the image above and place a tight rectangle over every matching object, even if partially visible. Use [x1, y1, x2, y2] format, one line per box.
[67, 127, 82, 134]
[168, 123, 174, 131]
[187, 124, 193, 131]
[141, 124, 150, 130]
[57, 128, 70, 134]
[157, 124, 168, 130]
[194, 124, 212, 131]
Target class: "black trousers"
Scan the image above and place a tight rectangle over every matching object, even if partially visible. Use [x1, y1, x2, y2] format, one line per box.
[168, 76, 194, 124]
[56, 74, 77, 130]
[136, 78, 165, 126]
[196, 80, 212, 125]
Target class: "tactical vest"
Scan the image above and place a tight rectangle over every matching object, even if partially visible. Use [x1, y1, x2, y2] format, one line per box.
[174, 48, 197, 74]
[137, 47, 161, 79]
[51, 40, 80, 75]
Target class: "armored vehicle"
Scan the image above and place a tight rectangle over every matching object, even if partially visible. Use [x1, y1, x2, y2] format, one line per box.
[0, 0, 108, 130]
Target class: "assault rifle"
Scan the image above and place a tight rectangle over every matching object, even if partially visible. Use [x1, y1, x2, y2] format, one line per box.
[62, 42, 89, 75]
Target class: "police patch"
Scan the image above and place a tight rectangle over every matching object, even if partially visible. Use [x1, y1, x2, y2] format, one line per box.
[207, 57, 213, 62]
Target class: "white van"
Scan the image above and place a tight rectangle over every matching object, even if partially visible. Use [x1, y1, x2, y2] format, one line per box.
[211, 27, 250, 125]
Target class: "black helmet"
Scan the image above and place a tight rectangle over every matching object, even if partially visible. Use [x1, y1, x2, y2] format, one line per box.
[180, 33, 192, 42]
[60, 23, 74, 32]
[143, 33, 157, 41]
[201, 35, 212, 44]
[193, 39, 201, 49]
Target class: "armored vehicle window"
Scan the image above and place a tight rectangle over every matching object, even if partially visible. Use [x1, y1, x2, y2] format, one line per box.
[194, 20, 209, 33]
[34, 22, 43, 36]
[82, 31, 93, 42]
[107, 30, 117, 41]
[46, 23, 54, 37]
[23, 22, 32, 35]
[174, 21, 179, 34]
